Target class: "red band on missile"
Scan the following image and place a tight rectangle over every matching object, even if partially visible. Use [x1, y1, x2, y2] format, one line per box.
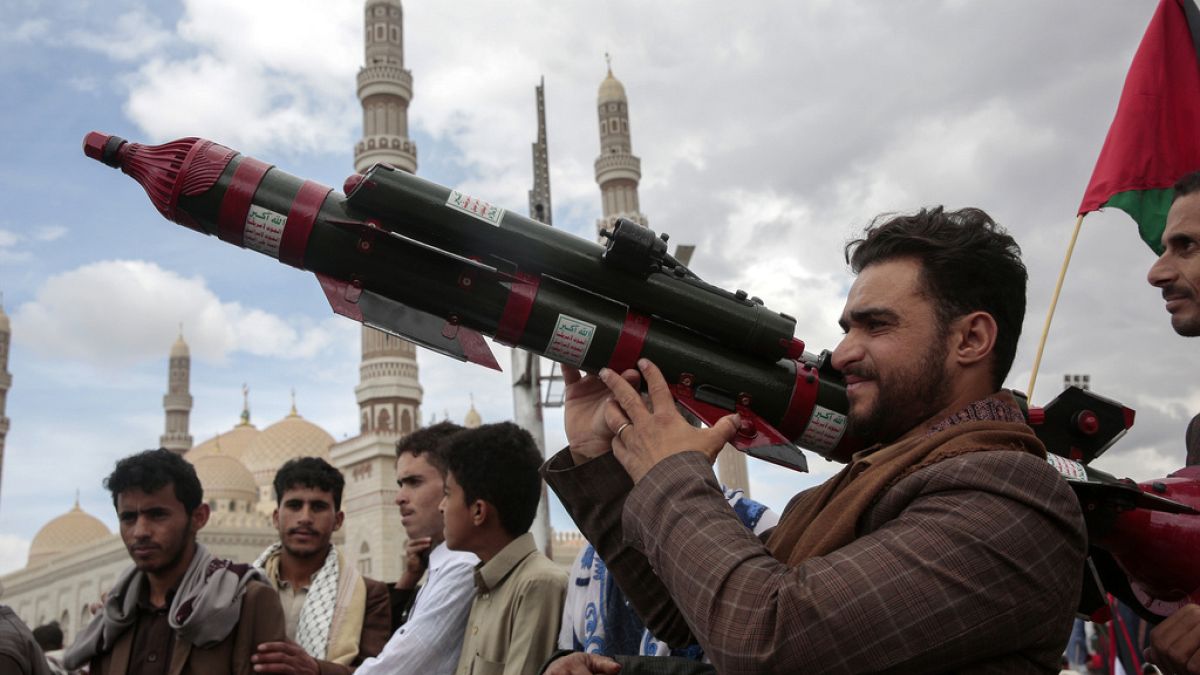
[280, 180, 332, 268]
[778, 364, 819, 441]
[495, 272, 540, 346]
[217, 156, 272, 247]
[608, 310, 651, 373]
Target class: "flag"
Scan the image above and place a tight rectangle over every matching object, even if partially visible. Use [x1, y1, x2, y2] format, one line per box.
[1078, 0, 1200, 253]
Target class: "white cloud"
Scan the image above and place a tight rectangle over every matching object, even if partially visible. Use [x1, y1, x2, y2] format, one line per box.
[67, 9, 170, 62]
[2, 19, 49, 43]
[34, 225, 66, 242]
[0, 534, 31, 575]
[119, 0, 360, 156]
[0, 230, 19, 248]
[12, 260, 347, 366]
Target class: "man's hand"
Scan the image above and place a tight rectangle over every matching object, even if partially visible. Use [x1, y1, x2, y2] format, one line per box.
[543, 652, 622, 675]
[563, 364, 641, 465]
[1148, 604, 1200, 674]
[600, 359, 738, 483]
[397, 536, 433, 589]
[252, 641, 320, 675]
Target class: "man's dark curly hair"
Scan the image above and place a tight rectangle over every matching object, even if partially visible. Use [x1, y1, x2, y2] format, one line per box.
[396, 420, 465, 470]
[1173, 170, 1200, 201]
[104, 448, 203, 514]
[273, 457, 346, 510]
[441, 422, 541, 537]
[845, 206, 1027, 391]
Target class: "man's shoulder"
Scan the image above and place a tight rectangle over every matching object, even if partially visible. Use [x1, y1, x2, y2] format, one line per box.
[514, 550, 567, 586]
[890, 449, 1081, 515]
[362, 576, 390, 594]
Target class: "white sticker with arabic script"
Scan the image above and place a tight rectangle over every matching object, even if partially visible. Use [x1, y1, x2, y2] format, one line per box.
[1046, 454, 1088, 481]
[798, 405, 847, 454]
[447, 190, 505, 226]
[544, 314, 595, 367]
[244, 205, 287, 258]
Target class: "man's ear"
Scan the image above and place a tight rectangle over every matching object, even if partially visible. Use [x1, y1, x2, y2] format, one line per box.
[471, 500, 489, 528]
[950, 311, 997, 368]
[334, 510, 345, 532]
[192, 502, 211, 533]
[271, 508, 280, 529]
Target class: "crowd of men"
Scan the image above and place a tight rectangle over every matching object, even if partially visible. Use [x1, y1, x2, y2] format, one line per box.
[2, 185, 1199, 674]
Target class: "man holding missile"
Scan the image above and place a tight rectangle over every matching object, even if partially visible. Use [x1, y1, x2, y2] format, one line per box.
[1144, 172, 1200, 674]
[544, 207, 1086, 674]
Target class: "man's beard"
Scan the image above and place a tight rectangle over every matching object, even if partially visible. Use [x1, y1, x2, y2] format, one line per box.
[845, 338, 953, 444]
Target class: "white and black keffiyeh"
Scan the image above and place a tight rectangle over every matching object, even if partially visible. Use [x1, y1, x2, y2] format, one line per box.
[253, 543, 340, 659]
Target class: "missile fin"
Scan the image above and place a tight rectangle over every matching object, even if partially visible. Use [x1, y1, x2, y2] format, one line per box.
[669, 382, 809, 473]
[315, 273, 500, 370]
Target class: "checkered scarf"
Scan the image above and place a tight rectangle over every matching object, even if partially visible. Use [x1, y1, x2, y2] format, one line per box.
[253, 543, 340, 659]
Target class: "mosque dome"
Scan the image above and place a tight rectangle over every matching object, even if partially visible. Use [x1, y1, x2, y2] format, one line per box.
[192, 453, 257, 504]
[27, 501, 111, 567]
[598, 68, 627, 104]
[242, 410, 335, 487]
[188, 423, 260, 463]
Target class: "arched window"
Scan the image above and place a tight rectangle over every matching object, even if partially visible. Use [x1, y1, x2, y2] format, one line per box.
[378, 409, 392, 431]
[376, 24, 386, 41]
[358, 541, 372, 575]
[401, 409, 412, 433]
[361, 412, 369, 433]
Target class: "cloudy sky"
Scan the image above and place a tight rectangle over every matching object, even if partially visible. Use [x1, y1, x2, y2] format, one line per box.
[0, 0, 1193, 574]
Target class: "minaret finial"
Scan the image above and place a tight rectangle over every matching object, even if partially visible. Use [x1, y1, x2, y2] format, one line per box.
[605, 52, 612, 75]
[290, 387, 298, 416]
[240, 384, 251, 426]
[74, 489, 80, 509]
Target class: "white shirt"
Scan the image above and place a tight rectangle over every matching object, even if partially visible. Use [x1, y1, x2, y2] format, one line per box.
[356, 542, 479, 675]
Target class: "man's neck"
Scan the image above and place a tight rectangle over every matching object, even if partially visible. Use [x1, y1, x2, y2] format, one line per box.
[471, 529, 516, 564]
[147, 542, 196, 608]
[279, 544, 331, 588]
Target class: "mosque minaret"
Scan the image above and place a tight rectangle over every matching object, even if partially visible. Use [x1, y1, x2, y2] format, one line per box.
[595, 56, 648, 239]
[331, 0, 424, 581]
[0, 297, 11, 510]
[160, 331, 194, 454]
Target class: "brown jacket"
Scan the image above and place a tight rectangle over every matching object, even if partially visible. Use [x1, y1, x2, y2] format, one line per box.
[89, 581, 285, 675]
[316, 577, 393, 675]
[544, 407, 1086, 674]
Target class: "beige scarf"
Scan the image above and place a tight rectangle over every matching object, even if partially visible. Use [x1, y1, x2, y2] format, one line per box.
[767, 395, 1044, 567]
[255, 545, 367, 665]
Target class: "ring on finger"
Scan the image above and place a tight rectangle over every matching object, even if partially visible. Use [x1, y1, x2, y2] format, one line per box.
[615, 422, 632, 438]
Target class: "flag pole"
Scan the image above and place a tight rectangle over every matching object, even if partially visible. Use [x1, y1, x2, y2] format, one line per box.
[1027, 213, 1086, 400]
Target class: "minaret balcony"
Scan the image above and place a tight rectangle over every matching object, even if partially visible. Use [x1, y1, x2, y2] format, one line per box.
[357, 65, 413, 101]
[594, 153, 642, 184]
[0, 372, 9, 388]
[355, 136, 417, 174]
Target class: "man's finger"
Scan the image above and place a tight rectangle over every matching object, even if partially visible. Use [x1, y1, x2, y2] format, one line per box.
[599, 368, 652, 425]
[256, 642, 297, 654]
[562, 364, 582, 386]
[585, 653, 623, 675]
[637, 359, 675, 414]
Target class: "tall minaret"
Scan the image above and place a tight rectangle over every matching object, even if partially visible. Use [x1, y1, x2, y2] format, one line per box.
[333, 0, 423, 582]
[595, 55, 647, 239]
[160, 330, 193, 454]
[0, 297, 11, 509]
[520, 79, 553, 554]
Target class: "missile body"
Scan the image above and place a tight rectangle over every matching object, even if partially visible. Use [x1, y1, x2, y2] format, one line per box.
[85, 132, 860, 468]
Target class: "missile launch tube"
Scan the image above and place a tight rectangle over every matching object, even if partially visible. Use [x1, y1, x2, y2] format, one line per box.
[83, 132, 860, 463]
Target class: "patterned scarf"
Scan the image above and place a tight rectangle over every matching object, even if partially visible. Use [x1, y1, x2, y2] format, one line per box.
[766, 392, 1042, 566]
[253, 543, 341, 660]
[63, 544, 263, 669]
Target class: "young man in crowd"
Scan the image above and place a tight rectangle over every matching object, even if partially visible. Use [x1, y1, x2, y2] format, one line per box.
[356, 422, 479, 675]
[64, 449, 285, 674]
[250, 457, 391, 674]
[440, 422, 566, 675]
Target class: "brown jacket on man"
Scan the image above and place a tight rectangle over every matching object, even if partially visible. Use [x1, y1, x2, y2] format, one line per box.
[88, 581, 284, 675]
[315, 577, 393, 675]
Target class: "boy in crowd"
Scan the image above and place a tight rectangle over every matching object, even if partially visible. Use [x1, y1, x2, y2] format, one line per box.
[439, 422, 566, 675]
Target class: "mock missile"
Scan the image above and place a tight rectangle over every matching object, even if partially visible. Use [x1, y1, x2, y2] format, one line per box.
[83, 132, 861, 469]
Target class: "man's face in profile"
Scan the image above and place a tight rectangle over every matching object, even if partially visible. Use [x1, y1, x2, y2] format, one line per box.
[832, 258, 954, 443]
[1149, 192, 1200, 337]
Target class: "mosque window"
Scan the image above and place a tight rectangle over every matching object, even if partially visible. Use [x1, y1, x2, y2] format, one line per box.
[376, 24, 386, 41]
[378, 409, 392, 431]
[361, 412, 369, 433]
[601, 120, 608, 134]
[391, 26, 400, 43]
[401, 409, 412, 433]
[229, 500, 236, 512]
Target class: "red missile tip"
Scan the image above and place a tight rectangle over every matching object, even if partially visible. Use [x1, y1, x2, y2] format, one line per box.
[83, 131, 127, 168]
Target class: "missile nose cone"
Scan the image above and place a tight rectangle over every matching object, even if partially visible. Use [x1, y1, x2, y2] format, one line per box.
[83, 132, 127, 168]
